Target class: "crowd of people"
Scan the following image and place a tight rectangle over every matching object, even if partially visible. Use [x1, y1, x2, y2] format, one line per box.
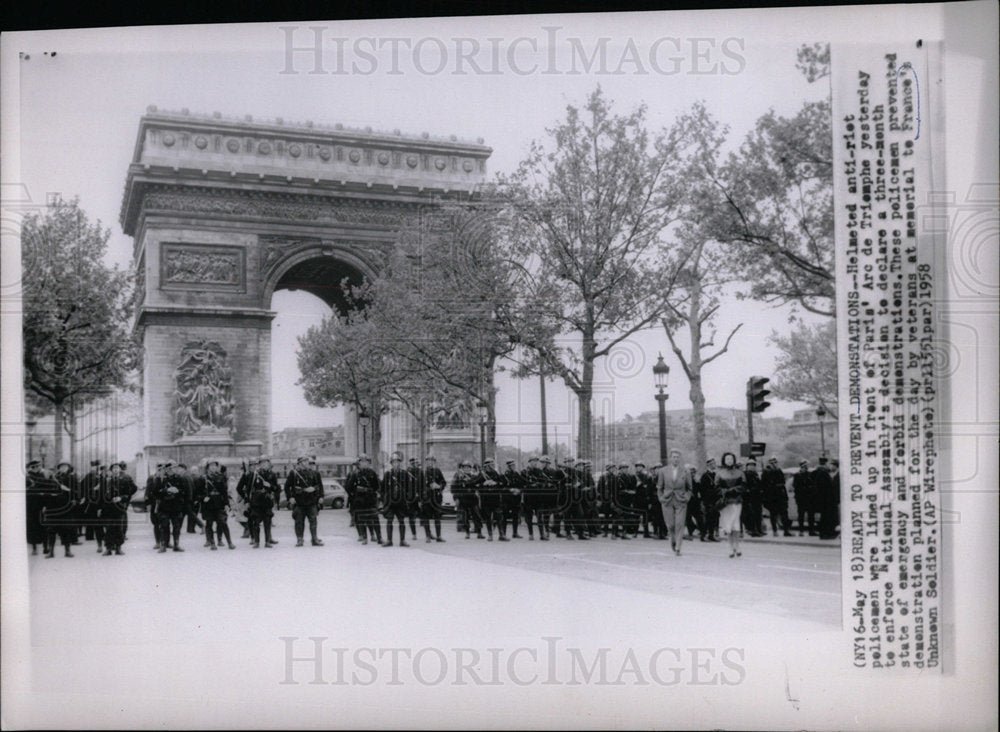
[25, 447, 840, 559]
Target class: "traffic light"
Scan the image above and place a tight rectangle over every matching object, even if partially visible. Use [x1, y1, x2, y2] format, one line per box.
[747, 376, 771, 413]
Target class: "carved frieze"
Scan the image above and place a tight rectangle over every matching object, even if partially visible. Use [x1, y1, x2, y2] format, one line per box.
[172, 340, 236, 438]
[160, 243, 245, 292]
[257, 234, 393, 279]
[142, 187, 412, 228]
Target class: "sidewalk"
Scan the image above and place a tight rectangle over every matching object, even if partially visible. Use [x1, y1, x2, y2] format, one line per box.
[682, 531, 841, 549]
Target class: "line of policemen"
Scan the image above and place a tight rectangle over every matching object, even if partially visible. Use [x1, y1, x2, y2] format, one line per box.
[344, 452, 687, 546]
[24, 458, 138, 557]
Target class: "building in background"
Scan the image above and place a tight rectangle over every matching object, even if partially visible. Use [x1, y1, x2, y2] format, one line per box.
[272, 426, 346, 458]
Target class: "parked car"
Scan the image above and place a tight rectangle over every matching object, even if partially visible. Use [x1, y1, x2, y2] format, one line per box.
[277, 478, 347, 510]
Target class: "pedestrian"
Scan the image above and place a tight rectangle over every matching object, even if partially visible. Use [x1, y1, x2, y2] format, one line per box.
[45, 461, 79, 557]
[420, 456, 447, 543]
[286, 456, 324, 547]
[699, 458, 721, 542]
[197, 460, 236, 550]
[352, 455, 382, 545]
[762, 456, 793, 536]
[381, 453, 411, 547]
[657, 449, 693, 556]
[501, 459, 524, 539]
[155, 461, 189, 552]
[792, 460, 816, 535]
[716, 452, 747, 558]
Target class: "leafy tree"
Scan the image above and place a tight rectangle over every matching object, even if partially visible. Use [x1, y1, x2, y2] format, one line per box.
[496, 87, 690, 459]
[769, 319, 838, 418]
[699, 44, 834, 316]
[21, 198, 137, 464]
[662, 103, 745, 469]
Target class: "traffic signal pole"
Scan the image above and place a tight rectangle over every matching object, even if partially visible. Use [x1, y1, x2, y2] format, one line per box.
[746, 386, 755, 446]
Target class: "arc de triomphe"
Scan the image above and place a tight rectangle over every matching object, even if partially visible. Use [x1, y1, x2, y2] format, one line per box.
[120, 107, 491, 471]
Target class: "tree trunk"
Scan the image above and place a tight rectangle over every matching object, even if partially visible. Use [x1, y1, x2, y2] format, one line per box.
[53, 399, 65, 467]
[539, 374, 549, 455]
[687, 273, 707, 470]
[371, 414, 383, 474]
[577, 334, 596, 460]
[417, 403, 427, 463]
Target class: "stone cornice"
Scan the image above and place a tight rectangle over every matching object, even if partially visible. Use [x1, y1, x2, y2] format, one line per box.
[121, 109, 492, 232]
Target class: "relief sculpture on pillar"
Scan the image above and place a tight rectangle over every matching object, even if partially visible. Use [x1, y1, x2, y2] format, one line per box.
[172, 340, 236, 438]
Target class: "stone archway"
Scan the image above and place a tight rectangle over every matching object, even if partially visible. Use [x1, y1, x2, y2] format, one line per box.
[121, 108, 491, 470]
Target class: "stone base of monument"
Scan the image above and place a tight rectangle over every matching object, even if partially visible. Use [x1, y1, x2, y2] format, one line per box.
[145, 437, 263, 475]
[395, 436, 482, 471]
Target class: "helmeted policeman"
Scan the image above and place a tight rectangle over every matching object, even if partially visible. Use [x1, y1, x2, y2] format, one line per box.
[197, 460, 236, 550]
[156, 461, 189, 552]
[101, 462, 136, 555]
[502, 459, 524, 538]
[351, 455, 382, 545]
[286, 456, 324, 547]
[479, 458, 508, 541]
[45, 461, 79, 557]
[381, 452, 411, 547]
[419, 456, 447, 543]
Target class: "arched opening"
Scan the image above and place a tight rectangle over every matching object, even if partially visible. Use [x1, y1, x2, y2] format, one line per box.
[267, 253, 372, 464]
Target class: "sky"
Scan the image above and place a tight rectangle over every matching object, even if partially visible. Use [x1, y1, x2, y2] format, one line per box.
[10, 11, 842, 450]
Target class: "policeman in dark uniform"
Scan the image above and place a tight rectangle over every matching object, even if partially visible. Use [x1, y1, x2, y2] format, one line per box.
[683, 465, 703, 540]
[242, 457, 278, 548]
[405, 458, 422, 538]
[257, 456, 282, 531]
[351, 455, 383, 545]
[345, 460, 358, 529]
[101, 462, 136, 555]
[26, 460, 54, 555]
[596, 463, 618, 538]
[578, 460, 599, 537]
[699, 458, 721, 541]
[742, 459, 764, 537]
[197, 460, 236, 550]
[634, 461, 658, 538]
[80, 459, 105, 551]
[420, 456, 447, 543]
[479, 458, 508, 541]
[452, 461, 484, 540]
[610, 464, 633, 540]
[618, 463, 640, 536]
[815, 457, 839, 539]
[145, 463, 165, 548]
[793, 460, 816, 535]
[286, 456, 325, 547]
[521, 456, 546, 540]
[762, 456, 793, 536]
[44, 461, 79, 557]
[538, 456, 561, 539]
[381, 453, 411, 547]
[549, 457, 572, 538]
[561, 458, 588, 540]
[502, 459, 524, 538]
[156, 461, 189, 552]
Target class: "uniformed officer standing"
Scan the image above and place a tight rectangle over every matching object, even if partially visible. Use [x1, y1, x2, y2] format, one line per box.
[101, 462, 136, 555]
[197, 460, 236, 550]
[26, 460, 54, 555]
[815, 457, 840, 540]
[792, 460, 816, 535]
[538, 456, 561, 539]
[146, 463, 166, 549]
[762, 457, 793, 536]
[381, 453, 411, 547]
[561, 458, 588, 540]
[155, 461, 189, 552]
[596, 464, 620, 538]
[521, 457, 546, 540]
[501, 459, 524, 538]
[351, 455, 383, 545]
[578, 460, 599, 537]
[419, 456, 447, 543]
[286, 456, 325, 547]
[742, 459, 765, 537]
[452, 461, 485, 540]
[479, 458, 508, 541]
[634, 461, 659, 539]
[45, 461, 79, 557]
[699, 458, 721, 542]
[684, 465, 704, 540]
[80, 459, 105, 552]
[405, 458, 422, 538]
[257, 456, 282, 532]
[242, 458, 278, 548]
[618, 463, 641, 537]
[549, 457, 572, 538]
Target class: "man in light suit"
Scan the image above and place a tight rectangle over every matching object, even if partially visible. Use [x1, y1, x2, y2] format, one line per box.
[657, 449, 693, 556]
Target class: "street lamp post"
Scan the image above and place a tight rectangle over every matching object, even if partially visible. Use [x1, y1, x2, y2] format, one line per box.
[816, 406, 827, 457]
[653, 353, 670, 464]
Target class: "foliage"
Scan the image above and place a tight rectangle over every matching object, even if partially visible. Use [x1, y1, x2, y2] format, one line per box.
[769, 319, 838, 418]
[21, 197, 138, 461]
